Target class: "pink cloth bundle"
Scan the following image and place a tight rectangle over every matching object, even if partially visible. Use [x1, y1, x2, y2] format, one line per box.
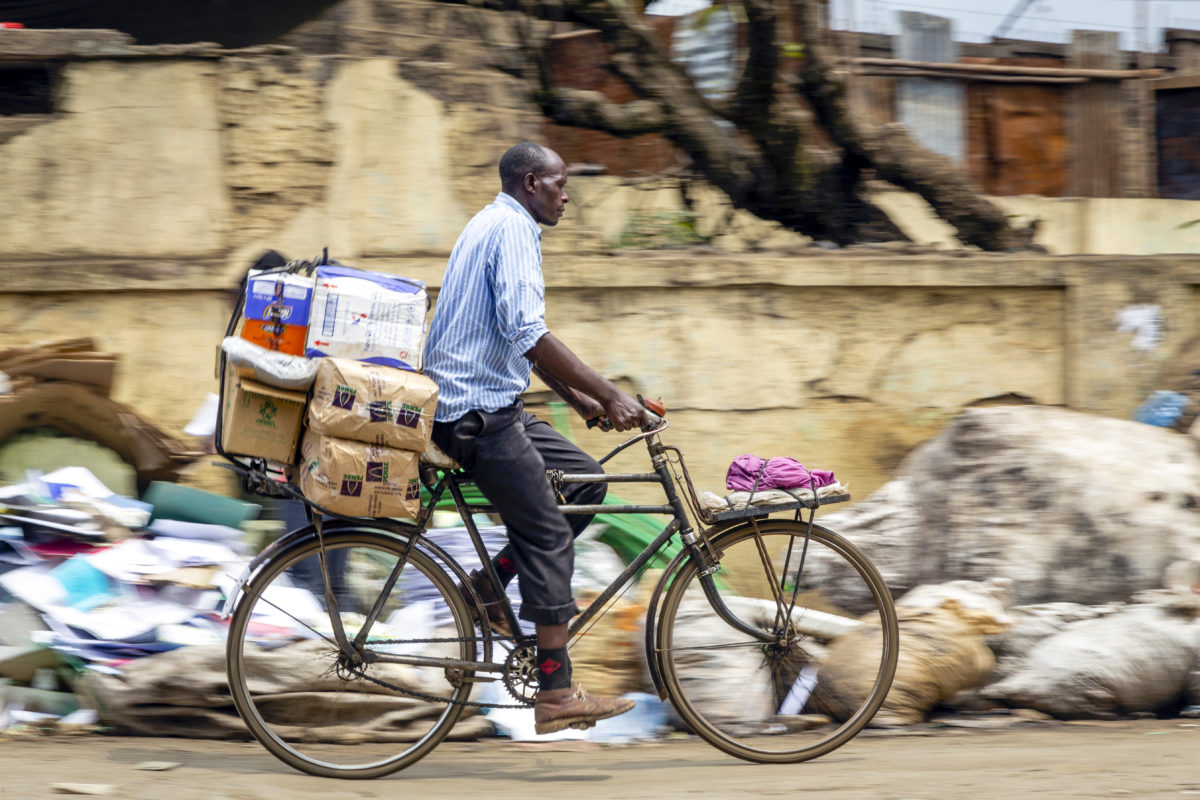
[725, 454, 837, 492]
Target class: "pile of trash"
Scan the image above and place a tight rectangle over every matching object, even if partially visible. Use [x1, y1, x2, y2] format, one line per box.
[0, 463, 670, 744]
[0, 466, 264, 735]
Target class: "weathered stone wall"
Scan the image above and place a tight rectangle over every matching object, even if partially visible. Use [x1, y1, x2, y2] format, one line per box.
[5, 252, 1198, 503]
[2, 41, 1199, 502]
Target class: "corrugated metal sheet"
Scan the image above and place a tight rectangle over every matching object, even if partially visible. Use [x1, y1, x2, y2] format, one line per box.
[894, 12, 966, 165]
[669, 7, 737, 101]
[1156, 86, 1200, 200]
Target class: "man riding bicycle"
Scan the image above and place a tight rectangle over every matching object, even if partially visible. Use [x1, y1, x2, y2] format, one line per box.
[424, 141, 645, 734]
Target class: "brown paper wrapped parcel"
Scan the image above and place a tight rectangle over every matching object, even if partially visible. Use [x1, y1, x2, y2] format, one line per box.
[297, 430, 422, 519]
[307, 357, 437, 452]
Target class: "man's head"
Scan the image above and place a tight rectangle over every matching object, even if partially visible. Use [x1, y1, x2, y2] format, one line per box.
[499, 142, 569, 226]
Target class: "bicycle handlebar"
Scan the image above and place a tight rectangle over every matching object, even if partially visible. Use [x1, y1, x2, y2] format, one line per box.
[586, 394, 665, 433]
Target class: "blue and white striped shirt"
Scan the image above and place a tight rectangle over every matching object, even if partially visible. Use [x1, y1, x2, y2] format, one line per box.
[424, 192, 550, 422]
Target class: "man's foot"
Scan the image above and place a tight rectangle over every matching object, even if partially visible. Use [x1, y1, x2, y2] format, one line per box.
[461, 569, 512, 638]
[533, 684, 636, 735]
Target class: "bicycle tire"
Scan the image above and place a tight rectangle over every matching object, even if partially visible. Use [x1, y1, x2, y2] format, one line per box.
[653, 519, 898, 763]
[226, 527, 477, 778]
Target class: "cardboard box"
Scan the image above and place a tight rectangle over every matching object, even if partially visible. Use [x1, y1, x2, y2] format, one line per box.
[306, 266, 427, 371]
[244, 271, 314, 326]
[220, 371, 307, 463]
[240, 318, 308, 356]
[307, 357, 437, 451]
[297, 431, 422, 519]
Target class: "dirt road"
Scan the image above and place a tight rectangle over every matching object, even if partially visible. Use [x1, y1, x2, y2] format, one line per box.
[4, 719, 1198, 800]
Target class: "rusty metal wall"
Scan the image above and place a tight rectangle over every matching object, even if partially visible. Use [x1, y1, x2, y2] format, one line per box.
[964, 58, 1068, 197]
[1156, 86, 1200, 200]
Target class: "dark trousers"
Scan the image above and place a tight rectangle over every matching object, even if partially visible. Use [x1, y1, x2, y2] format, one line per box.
[280, 498, 354, 613]
[432, 403, 607, 625]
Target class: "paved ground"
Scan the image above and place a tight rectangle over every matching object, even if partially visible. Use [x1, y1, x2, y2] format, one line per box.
[3, 718, 1199, 800]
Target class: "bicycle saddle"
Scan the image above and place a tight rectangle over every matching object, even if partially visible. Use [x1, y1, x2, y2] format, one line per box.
[421, 440, 460, 471]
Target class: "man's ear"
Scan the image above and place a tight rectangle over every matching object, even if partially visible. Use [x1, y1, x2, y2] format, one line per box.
[522, 171, 538, 195]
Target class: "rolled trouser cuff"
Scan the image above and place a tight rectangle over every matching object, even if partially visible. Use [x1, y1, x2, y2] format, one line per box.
[518, 598, 581, 626]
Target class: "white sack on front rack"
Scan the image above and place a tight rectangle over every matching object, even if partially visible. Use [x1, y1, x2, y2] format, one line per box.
[221, 336, 319, 391]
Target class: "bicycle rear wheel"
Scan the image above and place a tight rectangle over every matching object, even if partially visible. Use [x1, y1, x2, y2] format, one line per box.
[654, 519, 898, 763]
[226, 527, 478, 778]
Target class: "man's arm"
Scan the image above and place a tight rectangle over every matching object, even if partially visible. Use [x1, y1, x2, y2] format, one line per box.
[532, 364, 605, 420]
[526, 333, 646, 432]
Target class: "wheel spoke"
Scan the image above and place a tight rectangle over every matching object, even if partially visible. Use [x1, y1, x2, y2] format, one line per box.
[655, 520, 898, 763]
[226, 527, 477, 778]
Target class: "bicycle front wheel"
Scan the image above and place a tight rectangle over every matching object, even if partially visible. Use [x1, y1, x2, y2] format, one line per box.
[654, 519, 898, 763]
[226, 527, 478, 779]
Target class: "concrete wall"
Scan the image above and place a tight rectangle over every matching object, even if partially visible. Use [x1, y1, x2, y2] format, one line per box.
[3, 49, 1200, 503]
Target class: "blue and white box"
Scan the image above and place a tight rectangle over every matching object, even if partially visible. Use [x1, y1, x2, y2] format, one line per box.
[305, 266, 428, 372]
[244, 271, 315, 326]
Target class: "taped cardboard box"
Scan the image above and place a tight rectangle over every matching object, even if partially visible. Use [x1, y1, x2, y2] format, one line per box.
[239, 271, 314, 356]
[306, 266, 427, 372]
[0, 382, 199, 487]
[297, 431, 422, 519]
[307, 357, 437, 451]
[220, 371, 306, 464]
[240, 318, 307, 356]
[244, 271, 314, 326]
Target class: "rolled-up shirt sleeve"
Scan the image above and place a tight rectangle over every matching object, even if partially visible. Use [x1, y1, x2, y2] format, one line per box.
[490, 223, 550, 356]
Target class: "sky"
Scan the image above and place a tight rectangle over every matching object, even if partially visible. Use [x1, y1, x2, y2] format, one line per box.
[646, 1, 1200, 51]
[828, 0, 1200, 49]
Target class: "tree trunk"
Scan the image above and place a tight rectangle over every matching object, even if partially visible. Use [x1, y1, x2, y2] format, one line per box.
[423, 0, 1034, 251]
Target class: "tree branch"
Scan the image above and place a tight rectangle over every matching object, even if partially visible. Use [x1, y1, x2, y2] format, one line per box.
[790, 0, 1034, 250]
[538, 87, 669, 136]
[733, 0, 780, 122]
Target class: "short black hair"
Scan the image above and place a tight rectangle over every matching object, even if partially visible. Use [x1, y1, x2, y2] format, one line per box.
[499, 142, 551, 193]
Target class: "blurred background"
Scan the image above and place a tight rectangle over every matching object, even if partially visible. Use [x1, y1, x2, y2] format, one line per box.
[0, 0, 1198, 743]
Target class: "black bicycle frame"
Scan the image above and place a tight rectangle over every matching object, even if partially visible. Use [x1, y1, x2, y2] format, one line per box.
[404, 427, 775, 659]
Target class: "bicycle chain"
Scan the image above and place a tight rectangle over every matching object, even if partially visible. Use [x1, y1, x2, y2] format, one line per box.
[342, 636, 535, 710]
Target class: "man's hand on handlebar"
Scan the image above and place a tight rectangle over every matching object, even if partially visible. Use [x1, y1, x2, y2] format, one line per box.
[587, 394, 664, 433]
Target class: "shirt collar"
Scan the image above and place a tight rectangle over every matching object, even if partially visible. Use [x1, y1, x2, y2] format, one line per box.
[495, 192, 542, 240]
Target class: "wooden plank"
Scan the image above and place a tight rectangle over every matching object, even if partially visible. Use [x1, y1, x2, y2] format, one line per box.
[1067, 31, 1121, 197]
[854, 57, 1160, 79]
[1150, 74, 1200, 91]
[895, 12, 965, 166]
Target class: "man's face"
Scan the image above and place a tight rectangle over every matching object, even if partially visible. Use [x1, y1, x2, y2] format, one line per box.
[525, 152, 569, 226]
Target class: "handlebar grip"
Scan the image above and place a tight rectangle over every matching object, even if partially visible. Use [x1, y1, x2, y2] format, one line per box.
[587, 416, 614, 432]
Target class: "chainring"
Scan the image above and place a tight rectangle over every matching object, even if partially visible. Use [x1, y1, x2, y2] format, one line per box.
[503, 643, 538, 705]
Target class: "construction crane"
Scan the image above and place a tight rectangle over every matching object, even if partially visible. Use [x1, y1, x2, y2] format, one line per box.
[992, 0, 1038, 40]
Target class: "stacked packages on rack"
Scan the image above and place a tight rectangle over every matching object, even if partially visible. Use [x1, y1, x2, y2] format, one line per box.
[219, 263, 437, 519]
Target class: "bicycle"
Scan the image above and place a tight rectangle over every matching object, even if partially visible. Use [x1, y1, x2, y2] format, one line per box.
[217, 264, 899, 780]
